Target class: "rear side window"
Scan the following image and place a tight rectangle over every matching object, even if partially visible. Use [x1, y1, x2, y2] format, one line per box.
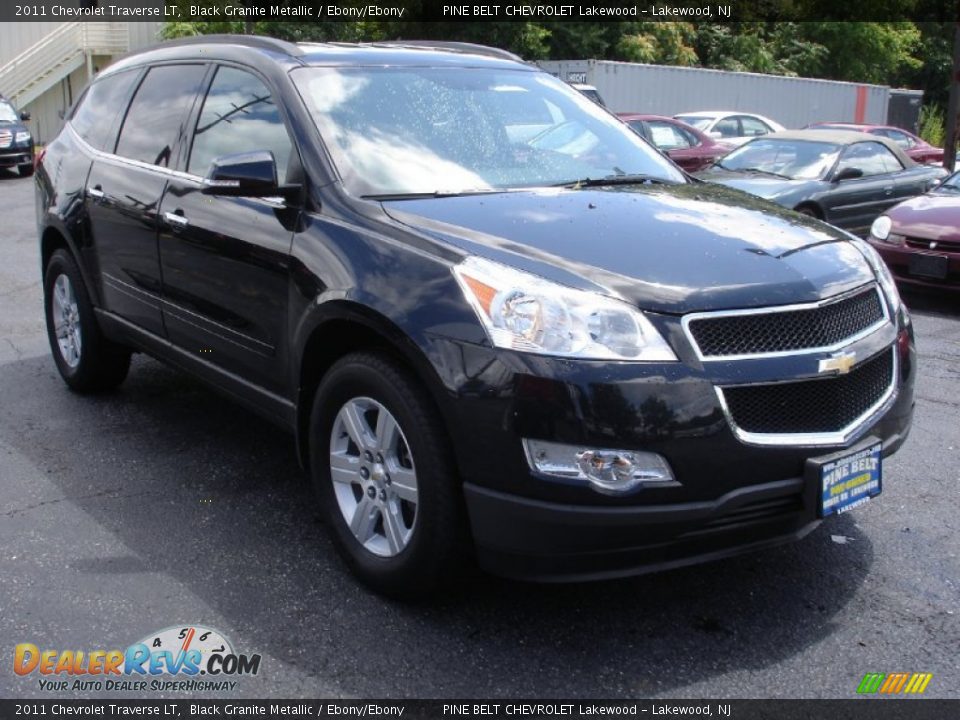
[116, 64, 207, 167]
[188, 66, 292, 180]
[70, 70, 139, 151]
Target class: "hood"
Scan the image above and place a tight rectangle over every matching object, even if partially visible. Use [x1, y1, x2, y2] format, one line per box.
[381, 182, 875, 314]
[888, 192, 960, 242]
[694, 169, 817, 201]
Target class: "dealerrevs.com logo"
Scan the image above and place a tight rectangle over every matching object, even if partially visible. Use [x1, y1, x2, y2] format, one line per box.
[14, 625, 261, 692]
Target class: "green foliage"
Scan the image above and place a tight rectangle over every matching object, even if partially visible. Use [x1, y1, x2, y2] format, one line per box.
[919, 104, 945, 147]
[616, 23, 698, 66]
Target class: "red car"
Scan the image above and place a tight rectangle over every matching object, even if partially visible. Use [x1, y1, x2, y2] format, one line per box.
[618, 113, 734, 172]
[868, 171, 960, 291]
[806, 122, 943, 165]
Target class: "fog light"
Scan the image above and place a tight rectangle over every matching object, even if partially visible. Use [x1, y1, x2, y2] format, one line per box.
[523, 439, 674, 495]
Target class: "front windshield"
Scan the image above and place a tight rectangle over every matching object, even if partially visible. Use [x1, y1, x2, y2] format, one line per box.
[292, 66, 684, 197]
[0, 102, 19, 123]
[717, 139, 841, 180]
[675, 115, 713, 131]
[938, 171, 960, 191]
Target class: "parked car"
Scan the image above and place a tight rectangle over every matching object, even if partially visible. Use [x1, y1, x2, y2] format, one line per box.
[673, 110, 785, 146]
[697, 130, 948, 237]
[806, 122, 943, 165]
[0, 95, 34, 176]
[618, 113, 735, 172]
[868, 171, 960, 291]
[570, 83, 606, 107]
[37, 37, 914, 596]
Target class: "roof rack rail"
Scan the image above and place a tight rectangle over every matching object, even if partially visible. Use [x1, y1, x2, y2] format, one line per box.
[156, 34, 304, 57]
[369, 41, 525, 63]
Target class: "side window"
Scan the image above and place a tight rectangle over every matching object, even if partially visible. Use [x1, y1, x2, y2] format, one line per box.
[836, 142, 903, 178]
[188, 66, 293, 181]
[69, 70, 140, 151]
[739, 116, 772, 137]
[714, 117, 739, 138]
[880, 129, 914, 149]
[115, 64, 207, 167]
[647, 121, 693, 150]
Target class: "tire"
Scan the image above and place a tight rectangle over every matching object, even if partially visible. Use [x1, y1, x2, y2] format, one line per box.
[44, 249, 131, 392]
[18, 163, 34, 178]
[795, 205, 820, 219]
[309, 352, 466, 598]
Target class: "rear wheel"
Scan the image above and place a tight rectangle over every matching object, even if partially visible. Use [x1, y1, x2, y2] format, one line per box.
[44, 249, 131, 392]
[309, 352, 465, 598]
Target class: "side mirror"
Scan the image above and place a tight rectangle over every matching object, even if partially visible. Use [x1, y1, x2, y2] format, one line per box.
[202, 151, 278, 197]
[19, 111, 30, 122]
[833, 167, 863, 182]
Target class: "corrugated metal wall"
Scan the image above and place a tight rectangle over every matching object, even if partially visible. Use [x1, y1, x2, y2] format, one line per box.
[538, 60, 891, 129]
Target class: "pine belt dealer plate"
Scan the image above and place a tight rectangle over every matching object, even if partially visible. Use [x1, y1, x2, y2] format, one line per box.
[818, 442, 882, 517]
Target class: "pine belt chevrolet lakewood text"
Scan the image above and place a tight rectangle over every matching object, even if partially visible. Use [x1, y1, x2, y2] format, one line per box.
[36, 37, 915, 597]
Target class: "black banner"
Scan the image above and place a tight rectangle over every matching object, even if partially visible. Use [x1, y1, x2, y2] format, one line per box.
[1, 700, 958, 720]
[1, 0, 958, 23]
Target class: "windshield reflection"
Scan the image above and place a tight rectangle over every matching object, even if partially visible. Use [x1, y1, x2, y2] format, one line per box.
[292, 66, 684, 197]
[719, 139, 841, 180]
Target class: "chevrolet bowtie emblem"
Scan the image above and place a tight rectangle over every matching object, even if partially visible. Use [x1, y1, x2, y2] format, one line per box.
[819, 352, 857, 375]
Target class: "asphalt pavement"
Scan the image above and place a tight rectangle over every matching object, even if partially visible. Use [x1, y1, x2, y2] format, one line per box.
[0, 169, 957, 700]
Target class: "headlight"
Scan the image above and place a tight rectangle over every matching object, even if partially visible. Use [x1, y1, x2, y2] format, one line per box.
[869, 216, 904, 246]
[853, 239, 901, 314]
[453, 256, 677, 361]
[15, 131, 31, 144]
[870, 216, 891, 241]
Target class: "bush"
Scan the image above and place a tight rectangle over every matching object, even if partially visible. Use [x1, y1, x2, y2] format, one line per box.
[918, 104, 945, 148]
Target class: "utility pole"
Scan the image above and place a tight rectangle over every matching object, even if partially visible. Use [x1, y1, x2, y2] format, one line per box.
[945, 19, 960, 172]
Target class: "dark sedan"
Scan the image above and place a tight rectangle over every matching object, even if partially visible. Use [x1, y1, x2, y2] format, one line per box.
[868, 171, 960, 291]
[618, 113, 735, 172]
[697, 130, 947, 237]
[806, 122, 943, 165]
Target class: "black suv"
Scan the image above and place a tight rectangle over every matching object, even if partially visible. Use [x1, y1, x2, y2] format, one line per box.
[36, 37, 914, 596]
[0, 95, 34, 176]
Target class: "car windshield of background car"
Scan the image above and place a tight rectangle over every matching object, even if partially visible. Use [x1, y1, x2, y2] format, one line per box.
[720, 139, 841, 180]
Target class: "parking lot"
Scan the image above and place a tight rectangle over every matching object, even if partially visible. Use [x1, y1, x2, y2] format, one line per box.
[0, 169, 957, 699]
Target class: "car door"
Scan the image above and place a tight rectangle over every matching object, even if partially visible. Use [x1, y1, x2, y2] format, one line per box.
[645, 120, 701, 171]
[85, 64, 208, 337]
[820, 141, 904, 235]
[157, 64, 299, 396]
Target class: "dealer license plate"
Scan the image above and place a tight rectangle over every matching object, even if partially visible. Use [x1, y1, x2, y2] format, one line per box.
[819, 443, 882, 517]
[908, 253, 949, 279]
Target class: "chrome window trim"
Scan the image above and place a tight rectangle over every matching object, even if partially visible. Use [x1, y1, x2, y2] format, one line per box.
[716, 346, 898, 447]
[68, 123, 205, 185]
[681, 283, 889, 362]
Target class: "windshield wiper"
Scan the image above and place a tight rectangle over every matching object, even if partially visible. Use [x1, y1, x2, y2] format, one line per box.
[362, 188, 501, 201]
[552, 174, 679, 188]
[735, 167, 792, 180]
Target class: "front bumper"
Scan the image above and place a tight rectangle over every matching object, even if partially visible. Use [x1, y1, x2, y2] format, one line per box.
[0, 147, 33, 167]
[871, 240, 960, 291]
[466, 429, 909, 581]
[431, 309, 915, 581]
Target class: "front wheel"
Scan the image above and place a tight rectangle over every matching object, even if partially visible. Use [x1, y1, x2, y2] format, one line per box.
[44, 249, 131, 392]
[309, 352, 466, 598]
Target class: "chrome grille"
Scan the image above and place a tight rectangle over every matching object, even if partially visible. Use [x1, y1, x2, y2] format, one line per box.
[0, 130, 11, 149]
[720, 348, 895, 439]
[685, 286, 886, 359]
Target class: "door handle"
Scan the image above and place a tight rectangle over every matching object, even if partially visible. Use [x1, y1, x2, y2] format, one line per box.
[87, 185, 104, 199]
[163, 211, 189, 228]
[883, 186, 893, 195]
